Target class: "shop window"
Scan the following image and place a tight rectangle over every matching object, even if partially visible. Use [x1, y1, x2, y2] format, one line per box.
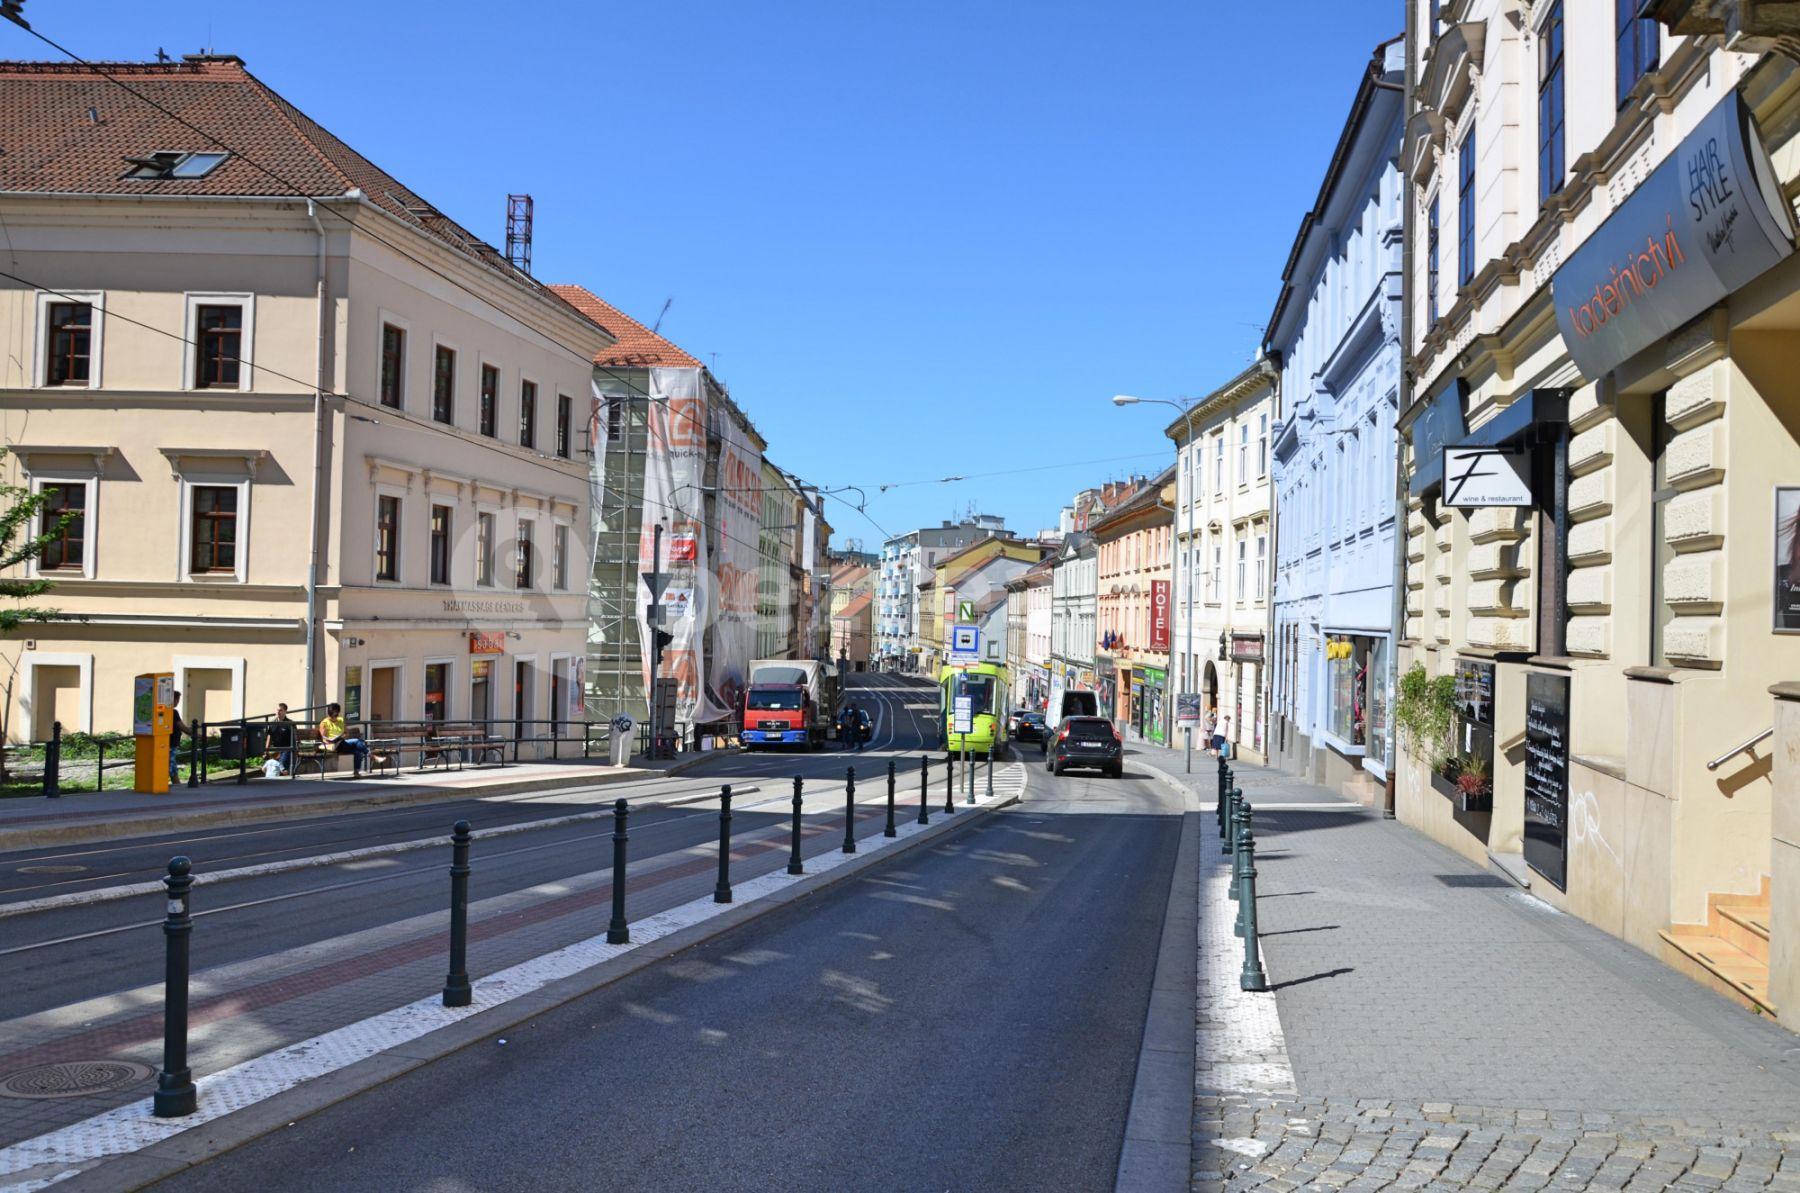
[1326, 634, 1370, 748]
[1367, 637, 1390, 767]
[1449, 658, 1495, 805]
[424, 661, 449, 722]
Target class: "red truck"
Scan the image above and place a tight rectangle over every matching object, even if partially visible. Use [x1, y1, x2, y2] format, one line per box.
[739, 659, 841, 750]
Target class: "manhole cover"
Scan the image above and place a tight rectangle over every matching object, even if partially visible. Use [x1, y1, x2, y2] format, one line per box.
[0, 1060, 155, 1099]
[17, 865, 86, 875]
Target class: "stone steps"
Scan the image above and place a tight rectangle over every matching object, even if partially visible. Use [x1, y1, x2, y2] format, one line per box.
[1658, 882, 1775, 1018]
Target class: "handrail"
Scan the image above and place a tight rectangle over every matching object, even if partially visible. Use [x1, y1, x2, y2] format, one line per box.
[1707, 726, 1773, 772]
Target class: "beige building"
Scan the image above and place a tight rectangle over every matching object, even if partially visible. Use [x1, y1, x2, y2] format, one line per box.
[0, 55, 610, 743]
[1400, 4, 1800, 1020]
[1166, 361, 1276, 763]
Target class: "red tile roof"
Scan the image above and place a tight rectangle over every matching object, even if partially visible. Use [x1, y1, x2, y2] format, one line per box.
[0, 55, 600, 328]
[548, 284, 704, 370]
[835, 592, 874, 620]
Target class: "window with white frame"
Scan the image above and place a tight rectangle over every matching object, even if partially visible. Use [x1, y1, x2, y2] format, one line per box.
[1258, 413, 1269, 477]
[429, 504, 453, 586]
[516, 517, 536, 589]
[33, 476, 95, 577]
[375, 493, 402, 582]
[553, 521, 569, 590]
[1213, 436, 1224, 494]
[1210, 538, 1222, 600]
[39, 294, 102, 389]
[476, 510, 496, 587]
[1236, 537, 1247, 602]
[184, 294, 253, 392]
[1237, 424, 1249, 486]
[188, 483, 242, 577]
[1256, 533, 1267, 599]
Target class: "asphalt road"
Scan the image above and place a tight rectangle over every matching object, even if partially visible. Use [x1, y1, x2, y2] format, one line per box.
[0, 677, 944, 1021]
[146, 709, 1188, 1192]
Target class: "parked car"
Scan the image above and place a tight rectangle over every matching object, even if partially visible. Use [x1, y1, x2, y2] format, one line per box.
[1046, 716, 1123, 778]
[1010, 711, 1047, 742]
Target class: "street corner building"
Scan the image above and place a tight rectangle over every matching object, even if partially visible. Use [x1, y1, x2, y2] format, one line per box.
[0, 54, 608, 743]
[1399, 1, 1800, 1022]
[1266, 35, 1407, 798]
[1165, 360, 1276, 765]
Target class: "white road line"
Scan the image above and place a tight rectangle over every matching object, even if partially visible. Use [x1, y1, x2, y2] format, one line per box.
[0, 785, 762, 922]
[0, 766, 1027, 1193]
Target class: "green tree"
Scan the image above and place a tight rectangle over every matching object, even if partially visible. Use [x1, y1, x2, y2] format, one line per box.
[0, 452, 78, 779]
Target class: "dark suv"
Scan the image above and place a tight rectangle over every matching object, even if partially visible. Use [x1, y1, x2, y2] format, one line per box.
[1046, 716, 1123, 778]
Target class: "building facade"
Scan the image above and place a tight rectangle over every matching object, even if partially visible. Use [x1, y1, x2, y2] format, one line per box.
[0, 55, 608, 745]
[1091, 467, 1176, 743]
[875, 517, 1005, 670]
[1399, 0, 1800, 1020]
[1167, 359, 1277, 762]
[1267, 37, 1406, 800]
[1048, 532, 1098, 718]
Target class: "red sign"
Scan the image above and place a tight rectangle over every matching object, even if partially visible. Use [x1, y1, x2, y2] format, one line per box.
[669, 526, 699, 562]
[1150, 580, 1171, 652]
[468, 631, 506, 655]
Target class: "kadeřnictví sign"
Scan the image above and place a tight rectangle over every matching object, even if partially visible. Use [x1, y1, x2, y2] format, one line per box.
[1552, 92, 1796, 380]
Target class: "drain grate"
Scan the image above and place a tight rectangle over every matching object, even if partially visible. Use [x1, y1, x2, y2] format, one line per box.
[1436, 873, 1511, 888]
[0, 1060, 155, 1099]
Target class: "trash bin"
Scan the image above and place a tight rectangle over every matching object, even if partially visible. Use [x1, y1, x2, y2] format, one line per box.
[608, 715, 634, 767]
[218, 723, 270, 761]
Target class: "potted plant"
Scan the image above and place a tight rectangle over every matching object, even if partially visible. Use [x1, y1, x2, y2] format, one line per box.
[1452, 753, 1492, 812]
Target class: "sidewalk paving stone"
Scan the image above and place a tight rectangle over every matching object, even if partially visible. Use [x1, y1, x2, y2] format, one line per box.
[1123, 744, 1800, 1193]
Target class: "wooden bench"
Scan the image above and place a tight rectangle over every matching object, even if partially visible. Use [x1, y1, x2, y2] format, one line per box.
[290, 725, 396, 779]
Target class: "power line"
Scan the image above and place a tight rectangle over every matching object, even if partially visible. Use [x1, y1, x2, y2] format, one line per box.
[873, 451, 1170, 492]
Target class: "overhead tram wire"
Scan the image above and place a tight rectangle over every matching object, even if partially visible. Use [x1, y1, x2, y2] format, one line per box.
[7, 21, 606, 379]
[873, 450, 1171, 492]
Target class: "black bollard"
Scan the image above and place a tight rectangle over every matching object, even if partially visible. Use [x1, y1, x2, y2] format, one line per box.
[236, 717, 249, 785]
[1239, 804, 1268, 991]
[607, 800, 631, 944]
[1228, 787, 1244, 902]
[985, 746, 994, 800]
[944, 753, 955, 814]
[788, 777, 806, 876]
[443, 820, 473, 1006]
[1234, 798, 1252, 935]
[918, 756, 931, 826]
[1222, 778, 1238, 856]
[1216, 755, 1229, 837]
[42, 720, 61, 799]
[714, 785, 733, 903]
[843, 768, 857, 854]
[154, 857, 197, 1117]
[885, 759, 898, 837]
[95, 737, 105, 793]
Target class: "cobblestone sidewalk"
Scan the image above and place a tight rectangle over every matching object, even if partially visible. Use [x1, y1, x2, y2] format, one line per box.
[1126, 749, 1800, 1192]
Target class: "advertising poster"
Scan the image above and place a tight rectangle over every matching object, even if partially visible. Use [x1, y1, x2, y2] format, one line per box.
[637, 367, 715, 727]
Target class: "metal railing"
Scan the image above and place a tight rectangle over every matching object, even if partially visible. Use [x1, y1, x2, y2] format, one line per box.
[1707, 726, 1774, 772]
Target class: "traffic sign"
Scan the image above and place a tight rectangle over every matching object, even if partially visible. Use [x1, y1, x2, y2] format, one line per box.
[949, 624, 980, 659]
[957, 599, 976, 622]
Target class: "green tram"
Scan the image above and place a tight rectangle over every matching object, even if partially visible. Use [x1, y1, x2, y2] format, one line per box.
[937, 661, 1008, 759]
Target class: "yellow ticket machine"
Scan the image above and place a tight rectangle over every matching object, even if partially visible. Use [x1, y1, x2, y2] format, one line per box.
[134, 672, 176, 794]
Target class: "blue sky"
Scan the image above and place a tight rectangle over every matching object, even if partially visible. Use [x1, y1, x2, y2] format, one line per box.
[6, 0, 1399, 547]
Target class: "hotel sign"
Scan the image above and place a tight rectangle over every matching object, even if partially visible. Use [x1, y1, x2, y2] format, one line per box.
[1552, 92, 1795, 380]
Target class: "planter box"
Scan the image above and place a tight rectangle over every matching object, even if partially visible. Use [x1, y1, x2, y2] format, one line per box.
[1429, 769, 1493, 813]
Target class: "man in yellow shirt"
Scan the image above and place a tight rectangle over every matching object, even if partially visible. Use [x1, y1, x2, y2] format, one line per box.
[317, 702, 371, 775]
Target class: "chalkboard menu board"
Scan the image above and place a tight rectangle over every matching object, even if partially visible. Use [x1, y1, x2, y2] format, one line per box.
[1523, 671, 1570, 890]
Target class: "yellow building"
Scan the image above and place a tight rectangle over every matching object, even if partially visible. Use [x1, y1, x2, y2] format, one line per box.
[0, 55, 611, 742]
[1401, 4, 1800, 1020]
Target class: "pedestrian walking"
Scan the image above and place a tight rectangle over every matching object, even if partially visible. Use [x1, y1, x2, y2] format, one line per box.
[1202, 707, 1218, 757]
[167, 691, 186, 783]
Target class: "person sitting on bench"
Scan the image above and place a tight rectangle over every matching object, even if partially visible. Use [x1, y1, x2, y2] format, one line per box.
[317, 702, 370, 775]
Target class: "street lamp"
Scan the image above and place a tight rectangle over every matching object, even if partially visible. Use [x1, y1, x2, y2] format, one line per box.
[1111, 392, 1198, 772]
